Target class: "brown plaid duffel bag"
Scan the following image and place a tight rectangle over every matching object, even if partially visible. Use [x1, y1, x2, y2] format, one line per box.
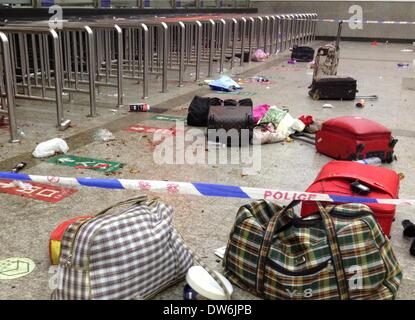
[223, 200, 402, 300]
[51, 196, 193, 300]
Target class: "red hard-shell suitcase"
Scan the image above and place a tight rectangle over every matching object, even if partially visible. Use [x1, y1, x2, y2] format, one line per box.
[315, 116, 397, 162]
[301, 160, 400, 237]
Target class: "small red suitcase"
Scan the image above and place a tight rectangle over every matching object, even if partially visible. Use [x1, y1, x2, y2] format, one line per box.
[301, 160, 400, 237]
[315, 116, 397, 162]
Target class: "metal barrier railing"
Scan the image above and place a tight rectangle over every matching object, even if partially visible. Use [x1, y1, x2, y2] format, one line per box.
[0, 31, 19, 143]
[27, 0, 252, 8]
[0, 12, 317, 143]
[57, 24, 97, 117]
[0, 26, 70, 131]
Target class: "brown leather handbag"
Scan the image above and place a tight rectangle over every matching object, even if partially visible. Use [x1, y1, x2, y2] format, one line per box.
[207, 104, 254, 147]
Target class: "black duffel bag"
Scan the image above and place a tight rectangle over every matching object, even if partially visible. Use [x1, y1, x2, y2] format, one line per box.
[291, 45, 315, 62]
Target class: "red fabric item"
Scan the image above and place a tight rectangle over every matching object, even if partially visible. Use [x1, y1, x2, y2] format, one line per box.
[50, 216, 93, 242]
[299, 115, 314, 126]
[49, 216, 93, 263]
[301, 160, 400, 237]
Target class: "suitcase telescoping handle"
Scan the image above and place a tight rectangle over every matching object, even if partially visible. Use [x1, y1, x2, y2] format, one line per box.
[335, 21, 343, 49]
[289, 132, 316, 145]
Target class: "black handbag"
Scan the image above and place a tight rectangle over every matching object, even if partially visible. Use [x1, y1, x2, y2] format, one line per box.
[187, 96, 253, 127]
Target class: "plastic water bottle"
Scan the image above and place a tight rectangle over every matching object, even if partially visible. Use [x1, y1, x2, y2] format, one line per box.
[354, 157, 382, 166]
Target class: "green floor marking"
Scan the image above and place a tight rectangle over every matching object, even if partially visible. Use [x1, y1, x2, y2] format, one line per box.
[48, 155, 124, 173]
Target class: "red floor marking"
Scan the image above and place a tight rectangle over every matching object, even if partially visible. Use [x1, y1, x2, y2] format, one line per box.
[125, 124, 180, 136]
[0, 179, 77, 203]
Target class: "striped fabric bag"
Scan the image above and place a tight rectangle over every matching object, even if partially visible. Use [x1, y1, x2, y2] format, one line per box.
[51, 196, 193, 300]
[223, 201, 402, 300]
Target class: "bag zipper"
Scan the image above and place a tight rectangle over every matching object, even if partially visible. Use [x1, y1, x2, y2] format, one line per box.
[64, 218, 92, 267]
[268, 258, 331, 276]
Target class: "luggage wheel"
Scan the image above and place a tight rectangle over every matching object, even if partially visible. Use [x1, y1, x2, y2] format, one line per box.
[311, 90, 320, 101]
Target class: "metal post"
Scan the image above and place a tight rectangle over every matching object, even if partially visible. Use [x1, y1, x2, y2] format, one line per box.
[141, 23, 149, 99]
[282, 15, 287, 51]
[264, 16, 269, 53]
[230, 18, 237, 69]
[208, 19, 215, 77]
[161, 22, 168, 92]
[195, 20, 202, 81]
[0, 32, 19, 143]
[115, 25, 124, 107]
[248, 17, 254, 62]
[240, 17, 246, 66]
[256, 17, 263, 50]
[50, 29, 70, 130]
[219, 19, 226, 74]
[178, 21, 185, 87]
[269, 16, 275, 54]
[275, 15, 281, 53]
[84, 26, 96, 117]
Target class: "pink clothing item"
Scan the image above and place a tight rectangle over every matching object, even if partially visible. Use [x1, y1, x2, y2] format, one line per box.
[253, 104, 271, 123]
[251, 49, 269, 62]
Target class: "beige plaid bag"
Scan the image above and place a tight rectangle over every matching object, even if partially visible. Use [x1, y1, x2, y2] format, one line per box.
[51, 196, 193, 300]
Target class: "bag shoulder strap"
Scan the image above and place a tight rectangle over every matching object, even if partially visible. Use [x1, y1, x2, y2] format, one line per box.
[95, 195, 150, 217]
[256, 201, 300, 296]
[317, 202, 350, 300]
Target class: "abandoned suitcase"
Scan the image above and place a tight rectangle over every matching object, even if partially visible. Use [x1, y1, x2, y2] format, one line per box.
[301, 160, 400, 237]
[315, 116, 397, 162]
[312, 22, 342, 79]
[309, 76, 357, 100]
[291, 45, 315, 62]
[207, 105, 254, 147]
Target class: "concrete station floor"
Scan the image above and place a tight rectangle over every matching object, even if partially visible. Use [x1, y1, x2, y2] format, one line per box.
[0, 41, 414, 300]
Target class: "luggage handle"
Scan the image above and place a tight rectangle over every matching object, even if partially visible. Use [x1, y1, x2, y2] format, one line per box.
[256, 200, 301, 295]
[316, 203, 350, 300]
[335, 21, 343, 49]
[289, 132, 315, 145]
[256, 201, 350, 300]
[220, 100, 240, 107]
[218, 98, 253, 108]
[95, 195, 155, 217]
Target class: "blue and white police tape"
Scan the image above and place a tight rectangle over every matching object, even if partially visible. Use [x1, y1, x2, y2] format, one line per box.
[0, 171, 413, 206]
[297, 18, 415, 25]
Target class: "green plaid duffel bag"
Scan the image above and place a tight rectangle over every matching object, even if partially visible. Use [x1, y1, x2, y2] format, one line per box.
[223, 201, 402, 300]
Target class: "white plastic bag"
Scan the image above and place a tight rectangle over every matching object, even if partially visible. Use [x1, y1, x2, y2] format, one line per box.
[93, 128, 115, 142]
[32, 138, 69, 158]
